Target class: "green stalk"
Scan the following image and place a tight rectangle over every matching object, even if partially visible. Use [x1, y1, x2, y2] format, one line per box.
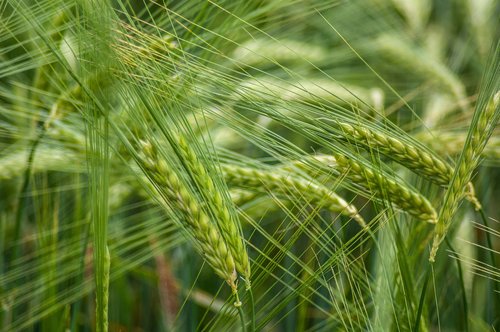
[445, 238, 468, 332]
[11, 132, 43, 265]
[87, 113, 110, 332]
[413, 264, 431, 332]
[70, 216, 92, 331]
[11, 6, 70, 267]
[234, 291, 247, 332]
[430, 46, 499, 261]
[79, 1, 114, 330]
[246, 284, 256, 332]
[477, 209, 500, 325]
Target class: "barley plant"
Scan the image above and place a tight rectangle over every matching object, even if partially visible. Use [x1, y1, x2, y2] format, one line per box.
[1, 0, 499, 331]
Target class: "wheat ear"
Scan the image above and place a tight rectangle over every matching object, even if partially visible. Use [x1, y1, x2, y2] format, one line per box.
[308, 155, 438, 224]
[45, 83, 82, 129]
[45, 72, 115, 129]
[95, 246, 110, 332]
[430, 92, 500, 261]
[376, 34, 468, 110]
[232, 38, 327, 67]
[230, 190, 262, 207]
[176, 135, 251, 280]
[338, 122, 452, 185]
[32, 9, 69, 103]
[414, 130, 500, 161]
[221, 164, 366, 228]
[337, 121, 481, 209]
[139, 140, 237, 290]
[47, 31, 177, 129]
[0, 146, 83, 180]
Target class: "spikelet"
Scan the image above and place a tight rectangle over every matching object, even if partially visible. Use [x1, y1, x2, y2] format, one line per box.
[338, 121, 452, 185]
[0, 146, 83, 180]
[375, 34, 468, 110]
[176, 135, 251, 280]
[430, 92, 500, 261]
[307, 155, 438, 224]
[415, 130, 500, 161]
[337, 122, 481, 210]
[221, 163, 366, 228]
[232, 39, 327, 67]
[235, 77, 373, 107]
[139, 140, 237, 290]
[32, 9, 70, 101]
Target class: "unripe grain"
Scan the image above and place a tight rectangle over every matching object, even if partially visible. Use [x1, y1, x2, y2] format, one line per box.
[139, 140, 238, 289]
[221, 163, 366, 228]
[307, 155, 438, 224]
[176, 135, 251, 280]
[430, 92, 499, 261]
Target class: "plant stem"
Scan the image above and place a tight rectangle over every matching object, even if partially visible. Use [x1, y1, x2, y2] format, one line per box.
[414, 262, 431, 332]
[234, 291, 246, 332]
[477, 208, 500, 325]
[11, 126, 46, 265]
[477, 209, 498, 276]
[445, 238, 468, 332]
[244, 280, 256, 332]
[70, 216, 92, 331]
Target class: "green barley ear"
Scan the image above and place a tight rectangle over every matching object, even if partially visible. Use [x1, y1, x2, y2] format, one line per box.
[46, 30, 177, 130]
[232, 38, 327, 68]
[337, 121, 452, 185]
[46, 82, 82, 129]
[390, 0, 431, 34]
[0, 145, 84, 180]
[32, 7, 72, 104]
[221, 163, 366, 228]
[235, 77, 374, 108]
[230, 190, 262, 208]
[310, 155, 438, 224]
[465, 0, 497, 61]
[336, 121, 481, 209]
[176, 134, 251, 280]
[375, 34, 468, 110]
[46, 73, 113, 129]
[430, 90, 500, 262]
[139, 140, 238, 290]
[414, 130, 500, 162]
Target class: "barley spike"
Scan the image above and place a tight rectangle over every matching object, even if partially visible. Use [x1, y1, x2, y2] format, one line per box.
[139, 140, 237, 289]
[176, 135, 251, 280]
[221, 163, 366, 228]
[309, 155, 438, 224]
[337, 121, 481, 209]
[430, 92, 499, 261]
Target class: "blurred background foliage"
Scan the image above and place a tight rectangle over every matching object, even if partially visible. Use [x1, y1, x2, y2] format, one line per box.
[0, 0, 499, 331]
